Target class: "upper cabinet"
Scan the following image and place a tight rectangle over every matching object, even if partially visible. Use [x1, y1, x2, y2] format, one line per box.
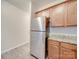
[35, 0, 77, 27]
[49, 0, 77, 27]
[49, 3, 65, 27]
[67, 0, 77, 26]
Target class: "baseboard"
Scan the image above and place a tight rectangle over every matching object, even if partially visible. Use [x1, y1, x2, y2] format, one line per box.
[1, 41, 30, 54]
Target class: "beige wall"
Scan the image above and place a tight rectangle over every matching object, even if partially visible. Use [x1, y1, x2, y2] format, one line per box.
[1, 0, 31, 53]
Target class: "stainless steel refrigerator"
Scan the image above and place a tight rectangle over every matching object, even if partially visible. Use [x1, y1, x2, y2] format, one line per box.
[31, 16, 46, 59]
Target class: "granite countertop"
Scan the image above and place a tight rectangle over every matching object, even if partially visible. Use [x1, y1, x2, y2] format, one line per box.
[48, 33, 77, 44]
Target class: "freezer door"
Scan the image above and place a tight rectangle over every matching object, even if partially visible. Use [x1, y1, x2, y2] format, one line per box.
[31, 16, 46, 31]
[31, 31, 46, 59]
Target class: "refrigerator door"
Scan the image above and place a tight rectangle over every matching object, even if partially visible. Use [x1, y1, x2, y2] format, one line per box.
[31, 16, 46, 31]
[31, 31, 46, 59]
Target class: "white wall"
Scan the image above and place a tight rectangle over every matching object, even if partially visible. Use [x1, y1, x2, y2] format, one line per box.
[1, 0, 31, 53]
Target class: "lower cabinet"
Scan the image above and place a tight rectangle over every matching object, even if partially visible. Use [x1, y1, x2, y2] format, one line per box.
[48, 40, 77, 59]
[60, 47, 76, 59]
[48, 45, 59, 59]
[48, 40, 59, 59]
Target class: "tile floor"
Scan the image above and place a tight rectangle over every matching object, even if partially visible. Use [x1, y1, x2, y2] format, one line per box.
[1, 43, 47, 59]
[1, 43, 35, 59]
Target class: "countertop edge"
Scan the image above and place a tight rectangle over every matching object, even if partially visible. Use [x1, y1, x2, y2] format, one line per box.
[48, 38, 77, 45]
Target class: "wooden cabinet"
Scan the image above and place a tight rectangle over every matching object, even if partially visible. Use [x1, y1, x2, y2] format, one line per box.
[49, 0, 77, 27]
[48, 40, 77, 59]
[48, 40, 60, 59]
[49, 3, 65, 27]
[60, 47, 76, 59]
[60, 42, 77, 59]
[35, 0, 77, 27]
[67, 0, 77, 26]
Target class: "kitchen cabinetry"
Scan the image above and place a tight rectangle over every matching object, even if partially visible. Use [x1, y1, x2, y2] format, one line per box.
[48, 40, 77, 59]
[67, 0, 77, 26]
[49, 0, 77, 27]
[35, 0, 77, 27]
[60, 47, 76, 59]
[60, 42, 77, 59]
[48, 40, 60, 59]
[49, 3, 65, 27]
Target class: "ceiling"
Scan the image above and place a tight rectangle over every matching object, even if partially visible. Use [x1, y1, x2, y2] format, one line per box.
[32, 0, 64, 12]
[2, 0, 65, 12]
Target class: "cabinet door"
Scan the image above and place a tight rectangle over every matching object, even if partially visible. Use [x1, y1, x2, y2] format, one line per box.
[67, 0, 77, 26]
[60, 47, 76, 59]
[48, 40, 59, 59]
[49, 3, 65, 27]
[48, 44, 59, 59]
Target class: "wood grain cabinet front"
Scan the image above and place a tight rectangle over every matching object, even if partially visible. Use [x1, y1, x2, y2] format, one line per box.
[48, 40, 77, 59]
[36, 0, 77, 27]
[60, 47, 76, 59]
[35, 0, 77, 27]
[48, 40, 60, 59]
[49, 3, 65, 27]
[67, 0, 77, 26]
[48, 44, 60, 59]
[49, 0, 77, 27]
[60, 42, 77, 59]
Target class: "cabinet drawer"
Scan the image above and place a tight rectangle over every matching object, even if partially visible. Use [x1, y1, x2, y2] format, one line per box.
[61, 42, 77, 50]
[48, 40, 59, 46]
